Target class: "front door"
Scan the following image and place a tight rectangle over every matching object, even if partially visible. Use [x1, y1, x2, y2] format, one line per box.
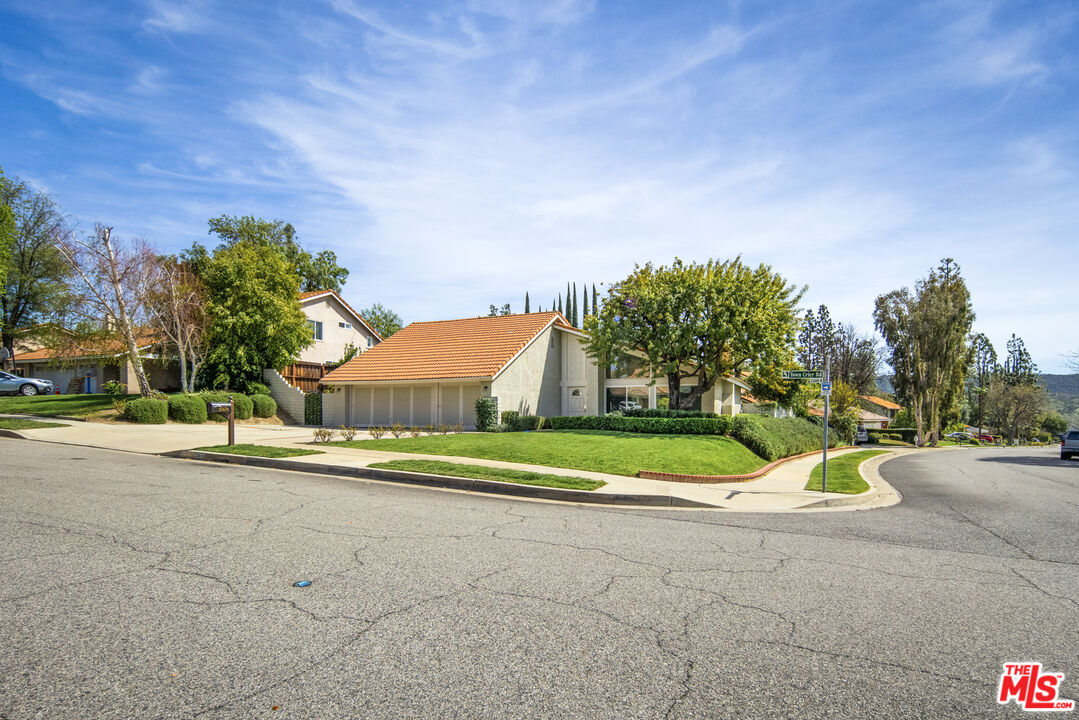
[567, 387, 586, 416]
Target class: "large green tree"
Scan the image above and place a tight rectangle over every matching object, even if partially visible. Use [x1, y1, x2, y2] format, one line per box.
[874, 258, 974, 446]
[207, 215, 349, 293]
[0, 174, 71, 355]
[200, 242, 312, 391]
[0, 166, 15, 289]
[966, 332, 997, 432]
[585, 257, 804, 410]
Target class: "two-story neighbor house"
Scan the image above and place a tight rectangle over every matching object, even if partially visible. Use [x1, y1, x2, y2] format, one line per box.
[320, 311, 751, 429]
[297, 290, 382, 365]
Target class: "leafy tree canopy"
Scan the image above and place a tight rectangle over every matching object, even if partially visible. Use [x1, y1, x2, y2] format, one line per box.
[360, 303, 403, 338]
[199, 242, 312, 391]
[0, 172, 72, 352]
[207, 215, 349, 293]
[585, 257, 804, 410]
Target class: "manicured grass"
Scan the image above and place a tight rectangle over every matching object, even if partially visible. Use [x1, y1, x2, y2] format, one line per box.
[804, 450, 888, 494]
[876, 438, 914, 447]
[368, 460, 606, 491]
[196, 444, 324, 458]
[0, 418, 68, 430]
[331, 430, 766, 477]
[0, 393, 138, 417]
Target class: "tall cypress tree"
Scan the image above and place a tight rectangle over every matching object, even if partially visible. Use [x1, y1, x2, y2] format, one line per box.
[557, 294, 562, 314]
[524, 292, 530, 313]
[571, 282, 578, 326]
[592, 283, 598, 316]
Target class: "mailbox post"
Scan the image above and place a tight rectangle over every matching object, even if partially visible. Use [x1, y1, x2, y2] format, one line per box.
[207, 397, 235, 446]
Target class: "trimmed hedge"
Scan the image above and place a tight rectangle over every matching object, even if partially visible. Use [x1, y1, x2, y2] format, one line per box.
[475, 397, 498, 431]
[731, 414, 835, 462]
[501, 410, 519, 429]
[251, 394, 277, 418]
[198, 391, 252, 420]
[304, 392, 322, 425]
[548, 415, 734, 435]
[168, 394, 207, 424]
[124, 397, 168, 424]
[623, 408, 720, 419]
[515, 415, 546, 431]
[884, 428, 919, 443]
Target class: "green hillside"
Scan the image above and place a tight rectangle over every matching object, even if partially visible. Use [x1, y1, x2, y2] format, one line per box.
[1043, 374, 1079, 427]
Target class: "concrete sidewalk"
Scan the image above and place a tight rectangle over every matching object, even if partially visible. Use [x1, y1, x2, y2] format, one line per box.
[3, 416, 901, 511]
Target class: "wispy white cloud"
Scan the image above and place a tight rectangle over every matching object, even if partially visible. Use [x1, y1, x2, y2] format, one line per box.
[142, 0, 208, 33]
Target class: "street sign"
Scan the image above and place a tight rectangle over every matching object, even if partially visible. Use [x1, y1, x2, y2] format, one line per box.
[782, 369, 824, 382]
[821, 381, 832, 396]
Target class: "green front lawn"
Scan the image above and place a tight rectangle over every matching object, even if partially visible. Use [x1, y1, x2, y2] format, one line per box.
[196, 444, 324, 458]
[0, 393, 137, 418]
[331, 430, 766, 477]
[368, 460, 605, 491]
[0, 418, 68, 430]
[804, 450, 888, 494]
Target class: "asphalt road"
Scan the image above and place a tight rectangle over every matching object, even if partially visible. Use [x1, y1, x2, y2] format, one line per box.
[0, 439, 1075, 719]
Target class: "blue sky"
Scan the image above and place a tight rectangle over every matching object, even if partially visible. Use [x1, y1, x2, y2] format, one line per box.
[1, 0, 1076, 371]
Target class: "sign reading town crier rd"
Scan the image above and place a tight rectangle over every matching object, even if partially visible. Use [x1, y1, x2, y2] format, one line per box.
[781, 370, 824, 382]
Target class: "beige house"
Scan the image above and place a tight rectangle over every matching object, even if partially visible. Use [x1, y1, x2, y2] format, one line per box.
[320, 311, 752, 429]
[297, 290, 382, 366]
[14, 335, 179, 394]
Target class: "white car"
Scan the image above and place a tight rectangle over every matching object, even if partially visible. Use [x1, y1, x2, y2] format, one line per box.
[618, 400, 642, 412]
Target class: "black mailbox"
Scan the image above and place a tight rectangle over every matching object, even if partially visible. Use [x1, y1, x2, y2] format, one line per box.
[208, 402, 231, 414]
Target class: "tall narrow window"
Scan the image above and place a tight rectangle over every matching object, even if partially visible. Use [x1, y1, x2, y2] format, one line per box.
[309, 320, 323, 340]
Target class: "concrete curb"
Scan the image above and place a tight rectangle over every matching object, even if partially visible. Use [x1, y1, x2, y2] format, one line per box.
[163, 450, 719, 508]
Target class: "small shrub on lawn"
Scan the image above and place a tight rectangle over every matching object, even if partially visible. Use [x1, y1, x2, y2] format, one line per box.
[453, 422, 464, 434]
[123, 397, 168, 424]
[251, 394, 277, 418]
[390, 422, 405, 438]
[304, 392, 322, 425]
[232, 394, 253, 420]
[112, 399, 127, 416]
[168, 394, 208, 424]
[474, 397, 498, 431]
[312, 427, 336, 443]
[501, 410, 520, 430]
[339, 425, 358, 441]
[370, 425, 386, 439]
[424, 424, 435, 435]
[409, 426, 421, 438]
[438, 423, 450, 435]
[102, 380, 127, 396]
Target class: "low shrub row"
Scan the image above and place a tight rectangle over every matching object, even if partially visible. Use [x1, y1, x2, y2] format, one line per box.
[499, 411, 547, 431]
[730, 414, 834, 461]
[168, 394, 207, 424]
[547, 414, 734, 435]
[622, 408, 720, 419]
[118, 392, 279, 425]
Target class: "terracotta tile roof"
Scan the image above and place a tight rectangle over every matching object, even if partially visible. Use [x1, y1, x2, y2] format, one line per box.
[857, 409, 892, 422]
[322, 312, 573, 383]
[861, 395, 901, 410]
[299, 290, 382, 341]
[13, 331, 159, 362]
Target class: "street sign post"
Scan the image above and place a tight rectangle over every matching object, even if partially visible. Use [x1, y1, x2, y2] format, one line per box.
[782, 369, 824, 382]
[822, 360, 829, 493]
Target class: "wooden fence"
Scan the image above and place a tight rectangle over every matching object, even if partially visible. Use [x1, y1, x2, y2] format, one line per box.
[280, 361, 326, 393]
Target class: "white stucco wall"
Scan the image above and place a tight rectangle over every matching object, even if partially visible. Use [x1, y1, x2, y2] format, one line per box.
[490, 326, 563, 419]
[297, 296, 379, 365]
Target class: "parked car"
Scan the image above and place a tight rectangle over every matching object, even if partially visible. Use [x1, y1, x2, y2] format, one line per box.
[0, 370, 54, 396]
[944, 431, 972, 441]
[855, 426, 869, 444]
[977, 434, 994, 444]
[1061, 430, 1079, 461]
[618, 400, 642, 411]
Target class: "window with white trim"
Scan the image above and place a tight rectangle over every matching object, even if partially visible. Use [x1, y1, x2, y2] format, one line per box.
[308, 320, 323, 340]
[339, 321, 352, 329]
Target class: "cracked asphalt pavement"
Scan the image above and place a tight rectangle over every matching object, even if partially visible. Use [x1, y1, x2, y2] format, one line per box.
[1, 439, 1076, 719]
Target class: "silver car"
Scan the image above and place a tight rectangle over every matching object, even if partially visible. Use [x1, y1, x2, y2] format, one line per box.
[0, 370, 54, 396]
